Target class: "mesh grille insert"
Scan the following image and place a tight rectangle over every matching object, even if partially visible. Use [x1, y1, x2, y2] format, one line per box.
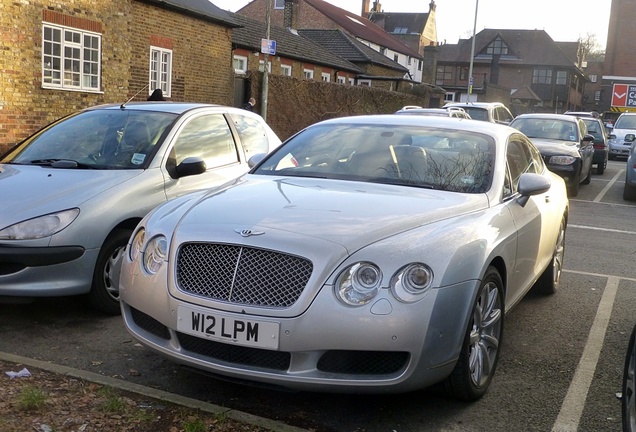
[176, 243, 313, 307]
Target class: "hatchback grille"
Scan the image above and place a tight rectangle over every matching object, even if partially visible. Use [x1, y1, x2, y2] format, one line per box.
[176, 243, 313, 307]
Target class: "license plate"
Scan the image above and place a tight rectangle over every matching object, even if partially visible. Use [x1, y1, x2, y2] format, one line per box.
[177, 305, 280, 350]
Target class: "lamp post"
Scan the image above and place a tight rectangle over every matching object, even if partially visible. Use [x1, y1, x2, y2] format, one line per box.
[467, 0, 479, 98]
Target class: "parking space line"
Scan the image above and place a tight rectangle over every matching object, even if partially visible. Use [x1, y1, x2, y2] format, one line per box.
[568, 224, 636, 236]
[593, 169, 624, 202]
[551, 276, 620, 432]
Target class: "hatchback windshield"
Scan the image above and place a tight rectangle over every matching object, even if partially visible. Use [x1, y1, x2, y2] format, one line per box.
[2, 109, 177, 169]
[615, 115, 636, 129]
[254, 123, 495, 193]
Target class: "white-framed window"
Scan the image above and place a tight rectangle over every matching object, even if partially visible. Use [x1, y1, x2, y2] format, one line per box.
[337, 76, 346, 84]
[259, 60, 272, 73]
[42, 23, 101, 91]
[594, 90, 601, 101]
[589, 74, 598, 83]
[149, 46, 172, 97]
[304, 69, 314, 80]
[233, 55, 248, 74]
[444, 92, 455, 102]
[556, 70, 567, 85]
[358, 79, 371, 87]
[274, 0, 285, 9]
[349, 78, 355, 85]
[281, 64, 292, 76]
[321, 72, 331, 82]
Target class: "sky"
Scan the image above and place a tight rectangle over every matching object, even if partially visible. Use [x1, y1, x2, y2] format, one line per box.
[211, 0, 611, 50]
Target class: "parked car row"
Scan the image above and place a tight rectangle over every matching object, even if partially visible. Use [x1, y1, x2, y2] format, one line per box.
[5, 99, 635, 405]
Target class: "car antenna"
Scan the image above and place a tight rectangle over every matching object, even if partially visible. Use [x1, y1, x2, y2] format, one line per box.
[120, 84, 149, 109]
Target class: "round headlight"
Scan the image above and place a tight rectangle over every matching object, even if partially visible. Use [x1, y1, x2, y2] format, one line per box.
[391, 263, 433, 303]
[143, 235, 167, 275]
[129, 228, 145, 262]
[335, 262, 382, 306]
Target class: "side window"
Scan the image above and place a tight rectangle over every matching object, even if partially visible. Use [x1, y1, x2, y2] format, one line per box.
[172, 114, 238, 168]
[229, 113, 271, 157]
[497, 107, 513, 124]
[506, 138, 534, 195]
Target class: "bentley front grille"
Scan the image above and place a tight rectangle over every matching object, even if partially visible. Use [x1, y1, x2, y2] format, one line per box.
[176, 243, 313, 308]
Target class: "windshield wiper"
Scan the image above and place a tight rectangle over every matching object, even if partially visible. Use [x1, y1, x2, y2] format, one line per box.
[29, 159, 98, 169]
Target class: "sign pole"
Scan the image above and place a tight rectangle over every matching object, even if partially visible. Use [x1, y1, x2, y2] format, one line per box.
[261, 0, 272, 121]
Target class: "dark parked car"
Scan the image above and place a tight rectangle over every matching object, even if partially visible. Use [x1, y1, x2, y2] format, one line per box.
[564, 113, 610, 175]
[510, 113, 595, 197]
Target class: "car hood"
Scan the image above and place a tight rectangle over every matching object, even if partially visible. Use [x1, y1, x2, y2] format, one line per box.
[530, 139, 580, 157]
[0, 163, 143, 226]
[173, 175, 489, 251]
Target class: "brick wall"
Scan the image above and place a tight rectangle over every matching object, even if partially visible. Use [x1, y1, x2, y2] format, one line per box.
[0, 0, 234, 153]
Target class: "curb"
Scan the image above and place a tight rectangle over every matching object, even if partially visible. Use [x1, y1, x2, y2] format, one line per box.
[0, 351, 308, 432]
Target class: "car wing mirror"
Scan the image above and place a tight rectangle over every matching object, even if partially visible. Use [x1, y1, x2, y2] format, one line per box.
[174, 157, 206, 178]
[517, 173, 552, 207]
[248, 153, 268, 168]
[582, 134, 595, 143]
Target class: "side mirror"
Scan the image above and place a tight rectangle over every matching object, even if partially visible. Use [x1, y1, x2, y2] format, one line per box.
[174, 157, 206, 178]
[248, 153, 268, 168]
[582, 134, 595, 143]
[517, 173, 552, 207]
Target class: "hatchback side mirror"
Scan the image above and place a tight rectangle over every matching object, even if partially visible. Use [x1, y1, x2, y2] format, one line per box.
[582, 134, 595, 143]
[174, 157, 206, 178]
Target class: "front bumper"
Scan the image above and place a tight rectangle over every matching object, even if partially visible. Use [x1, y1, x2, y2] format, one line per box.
[0, 244, 98, 297]
[121, 277, 479, 394]
[546, 163, 578, 185]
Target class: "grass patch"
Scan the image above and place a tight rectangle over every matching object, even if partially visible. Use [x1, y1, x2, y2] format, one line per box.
[99, 386, 126, 413]
[17, 386, 47, 411]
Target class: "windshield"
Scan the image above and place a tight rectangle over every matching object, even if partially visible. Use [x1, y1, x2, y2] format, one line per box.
[1, 109, 177, 169]
[511, 118, 579, 142]
[615, 115, 636, 130]
[254, 123, 495, 194]
[462, 107, 488, 121]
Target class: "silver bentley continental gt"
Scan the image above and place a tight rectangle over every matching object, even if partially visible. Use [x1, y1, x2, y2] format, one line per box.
[120, 115, 569, 400]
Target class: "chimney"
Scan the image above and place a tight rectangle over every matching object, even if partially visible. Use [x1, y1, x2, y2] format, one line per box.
[284, 0, 299, 29]
[361, 0, 370, 16]
[371, 0, 382, 12]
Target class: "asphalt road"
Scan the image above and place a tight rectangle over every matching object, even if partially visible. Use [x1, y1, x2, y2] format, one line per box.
[1, 159, 635, 432]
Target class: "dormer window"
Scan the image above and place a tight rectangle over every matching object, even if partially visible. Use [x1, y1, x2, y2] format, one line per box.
[486, 37, 508, 55]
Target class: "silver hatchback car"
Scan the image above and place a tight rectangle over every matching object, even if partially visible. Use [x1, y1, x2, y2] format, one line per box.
[0, 102, 280, 314]
[608, 112, 636, 160]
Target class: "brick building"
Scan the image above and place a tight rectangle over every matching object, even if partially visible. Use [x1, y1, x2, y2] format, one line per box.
[0, 0, 239, 153]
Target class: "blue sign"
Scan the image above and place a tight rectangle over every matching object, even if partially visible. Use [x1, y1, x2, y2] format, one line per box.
[261, 39, 276, 55]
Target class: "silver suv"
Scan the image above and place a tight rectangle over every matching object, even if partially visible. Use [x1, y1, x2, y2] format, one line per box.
[608, 112, 636, 160]
[443, 102, 514, 125]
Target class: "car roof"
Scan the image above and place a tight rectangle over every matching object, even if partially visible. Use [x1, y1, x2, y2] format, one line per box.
[313, 114, 514, 140]
[563, 111, 599, 118]
[84, 102, 232, 115]
[444, 102, 505, 108]
[394, 107, 468, 116]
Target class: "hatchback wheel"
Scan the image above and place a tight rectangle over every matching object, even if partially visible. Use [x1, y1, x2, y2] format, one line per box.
[87, 229, 132, 315]
[445, 266, 503, 401]
[623, 324, 636, 432]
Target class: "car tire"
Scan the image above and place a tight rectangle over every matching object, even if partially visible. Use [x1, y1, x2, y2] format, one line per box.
[535, 216, 566, 295]
[444, 266, 504, 401]
[567, 171, 580, 197]
[87, 228, 132, 315]
[597, 159, 606, 175]
[623, 324, 636, 432]
[625, 183, 636, 201]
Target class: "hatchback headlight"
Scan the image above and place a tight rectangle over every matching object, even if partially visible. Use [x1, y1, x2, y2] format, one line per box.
[142, 235, 167, 275]
[335, 262, 382, 306]
[129, 228, 145, 262]
[0, 208, 80, 240]
[549, 155, 576, 165]
[391, 263, 433, 303]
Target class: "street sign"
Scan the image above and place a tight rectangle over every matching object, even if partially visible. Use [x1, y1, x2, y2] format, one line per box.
[611, 83, 636, 108]
[261, 39, 276, 55]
